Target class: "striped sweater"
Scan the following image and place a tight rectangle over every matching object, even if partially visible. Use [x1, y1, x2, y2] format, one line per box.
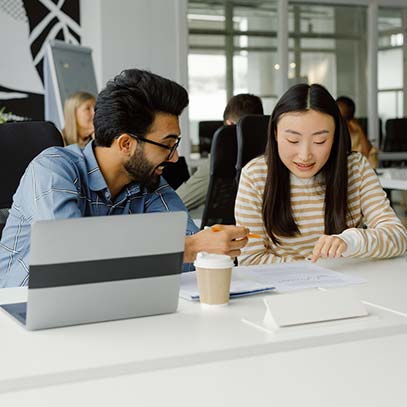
[235, 153, 407, 265]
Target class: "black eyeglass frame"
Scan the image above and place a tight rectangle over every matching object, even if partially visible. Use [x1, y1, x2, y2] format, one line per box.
[128, 133, 181, 160]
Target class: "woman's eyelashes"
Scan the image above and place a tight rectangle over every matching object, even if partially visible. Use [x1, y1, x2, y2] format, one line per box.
[286, 138, 328, 145]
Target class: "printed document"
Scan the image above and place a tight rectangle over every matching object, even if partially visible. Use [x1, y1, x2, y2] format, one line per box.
[180, 262, 366, 301]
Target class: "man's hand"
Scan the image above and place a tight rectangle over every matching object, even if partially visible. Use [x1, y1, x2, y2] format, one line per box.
[184, 224, 249, 263]
[311, 235, 348, 263]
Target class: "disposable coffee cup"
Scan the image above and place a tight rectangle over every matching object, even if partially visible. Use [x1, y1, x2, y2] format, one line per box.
[194, 252, 234, 306]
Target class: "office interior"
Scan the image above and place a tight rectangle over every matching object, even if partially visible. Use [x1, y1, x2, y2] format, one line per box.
[0, 0, 407, 405]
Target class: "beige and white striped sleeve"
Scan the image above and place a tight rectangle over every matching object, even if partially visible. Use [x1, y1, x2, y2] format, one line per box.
[338, 155, 407, 258]
[235, 158, 283, 265]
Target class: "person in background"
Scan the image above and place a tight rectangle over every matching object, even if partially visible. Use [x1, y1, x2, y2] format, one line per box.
[235, 83, 407, 266]
[62, 91, 96, 148]
[0, 69, 249, 287]
[176, 93, 264, 211]
[336, 96, 378, 168]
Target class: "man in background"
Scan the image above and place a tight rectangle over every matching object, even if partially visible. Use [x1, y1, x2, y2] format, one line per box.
[0, 69, 248, 287]
[176, 93, 264, 211]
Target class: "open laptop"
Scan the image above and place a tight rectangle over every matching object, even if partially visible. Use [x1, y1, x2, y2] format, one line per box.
[0, 211, 187, 330]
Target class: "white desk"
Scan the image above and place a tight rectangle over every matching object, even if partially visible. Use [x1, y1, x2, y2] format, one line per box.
[2, 333, 407, 407]
[0, 256, 406, 405]
[377, 168, 407, 191]
[378, 152, 407, 162]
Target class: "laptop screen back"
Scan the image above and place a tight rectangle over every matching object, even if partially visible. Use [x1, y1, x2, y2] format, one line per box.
[25, 211, 187, 330]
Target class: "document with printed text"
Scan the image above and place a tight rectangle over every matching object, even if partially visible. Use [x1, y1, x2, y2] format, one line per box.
[180, 262, 366, 301]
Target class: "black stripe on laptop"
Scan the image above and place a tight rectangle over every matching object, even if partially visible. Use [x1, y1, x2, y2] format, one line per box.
[28, 252, 184, 289]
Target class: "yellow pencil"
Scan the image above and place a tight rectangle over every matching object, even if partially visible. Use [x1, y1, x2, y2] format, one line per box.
[211, 226, 261, 239]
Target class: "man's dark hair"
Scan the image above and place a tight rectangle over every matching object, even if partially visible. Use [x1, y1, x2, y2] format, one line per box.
[336, 96, 355, 120]
[223, 93, 264, 123]
[94, 69, 189, 147]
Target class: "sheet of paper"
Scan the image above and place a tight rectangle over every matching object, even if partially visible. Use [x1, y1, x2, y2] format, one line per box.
[179, 271, 275, 301]
[234, 262, 367, 292]
[180, 262, 367, 301]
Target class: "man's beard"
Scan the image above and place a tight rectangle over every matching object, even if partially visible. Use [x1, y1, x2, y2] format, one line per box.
[124, 146, 163, 192]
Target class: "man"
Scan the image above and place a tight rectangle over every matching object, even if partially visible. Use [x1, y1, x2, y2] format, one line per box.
[0, 69, 248, 287]
[176, 93, 264, 211]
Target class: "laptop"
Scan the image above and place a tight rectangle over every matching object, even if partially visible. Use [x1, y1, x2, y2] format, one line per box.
[0, 211, 187, 330]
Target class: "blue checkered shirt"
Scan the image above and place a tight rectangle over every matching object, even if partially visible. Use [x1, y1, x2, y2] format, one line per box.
[0, 141, 198, 287]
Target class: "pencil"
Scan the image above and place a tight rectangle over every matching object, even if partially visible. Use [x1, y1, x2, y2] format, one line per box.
[211, 226, 261, 239]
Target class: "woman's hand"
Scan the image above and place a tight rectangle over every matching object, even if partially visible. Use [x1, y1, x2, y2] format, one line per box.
[311, 235, 348, 262]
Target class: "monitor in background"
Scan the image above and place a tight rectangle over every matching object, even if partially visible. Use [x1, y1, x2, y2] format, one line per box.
[198, 120, 223, 158]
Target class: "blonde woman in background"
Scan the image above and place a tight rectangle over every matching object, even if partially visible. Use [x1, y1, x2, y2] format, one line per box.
[62, 91, 96, 147]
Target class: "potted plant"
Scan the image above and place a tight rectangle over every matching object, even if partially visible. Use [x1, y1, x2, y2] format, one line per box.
[0, 107, 9, 124]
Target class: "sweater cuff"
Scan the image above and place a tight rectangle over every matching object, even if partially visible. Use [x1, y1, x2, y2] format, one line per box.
[334, 228, 361, 257]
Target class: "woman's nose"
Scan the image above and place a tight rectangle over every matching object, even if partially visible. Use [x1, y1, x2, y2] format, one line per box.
[298, 144, 312, 161]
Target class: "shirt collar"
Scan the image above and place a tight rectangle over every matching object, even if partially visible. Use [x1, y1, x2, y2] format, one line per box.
[83, 141, 108, 192]
[83, 141, 142, 196]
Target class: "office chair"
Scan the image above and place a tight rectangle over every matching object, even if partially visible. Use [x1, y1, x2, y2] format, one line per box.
[0, 121, 64, 234]
[235, 114, 270, 182]
[200, 125, 237, 228]
[198, 120, 224, 158]
[162, 156, 190, 190]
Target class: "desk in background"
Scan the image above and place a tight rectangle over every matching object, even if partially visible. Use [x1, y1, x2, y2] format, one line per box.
[377, 168, 407, 191]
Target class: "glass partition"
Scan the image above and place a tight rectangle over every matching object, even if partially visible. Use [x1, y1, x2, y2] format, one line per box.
[378, 7, 406, 124]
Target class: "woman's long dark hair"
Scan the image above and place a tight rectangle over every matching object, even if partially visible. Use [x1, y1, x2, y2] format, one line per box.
[262, 83, 351, 245]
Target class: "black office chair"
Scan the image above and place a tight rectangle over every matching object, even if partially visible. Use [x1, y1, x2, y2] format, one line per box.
[356, 117, 383, 148]
[0, 121, 64, 234]
[383, 118, 407, 152]
[201, 125, 237, 229]
[235, 114, 270, 182]
[198, 120, 223, 158]
[162, 156, 190, 190]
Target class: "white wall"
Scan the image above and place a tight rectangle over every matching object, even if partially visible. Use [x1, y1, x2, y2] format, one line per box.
[80, 0, 190, 156]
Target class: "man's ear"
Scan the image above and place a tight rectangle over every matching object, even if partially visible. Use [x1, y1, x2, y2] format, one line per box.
[225, 119, 234, 126]
[116, 134, 134, 156]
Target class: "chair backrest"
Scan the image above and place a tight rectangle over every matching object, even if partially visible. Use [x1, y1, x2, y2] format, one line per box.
[236, 114, 270, 181]
[383, 118, 407, 152]
[356, 117, 383, 148]
[162, 156, 190, 190]
[0, 121, 64, 209]
[198, 120, 224, 158]
[201, 125, 237, 228]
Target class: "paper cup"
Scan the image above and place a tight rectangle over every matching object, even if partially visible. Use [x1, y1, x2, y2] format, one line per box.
[194, 253, 234, 306]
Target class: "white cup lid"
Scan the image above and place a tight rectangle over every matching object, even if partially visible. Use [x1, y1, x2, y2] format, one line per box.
[194, 252, 234, 269]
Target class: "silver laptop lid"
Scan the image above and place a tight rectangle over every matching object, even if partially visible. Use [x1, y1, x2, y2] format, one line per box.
[25, 212, 187, 330]
[29, 211, 187, 289]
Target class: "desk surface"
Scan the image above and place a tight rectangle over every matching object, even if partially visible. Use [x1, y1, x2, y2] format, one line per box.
[378, 152, 407, 161]
[377, 168, 407, 191]
[0, 256, 406, 405]
[2, 333, 407, 407]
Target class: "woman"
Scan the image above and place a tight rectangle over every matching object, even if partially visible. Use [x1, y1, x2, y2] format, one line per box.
[62, 91, 95, 147]
[235, 83, 407, 265]
[336, 96, 378, 168]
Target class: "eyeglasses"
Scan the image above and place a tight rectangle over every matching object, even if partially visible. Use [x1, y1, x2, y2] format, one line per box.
[128, 133, 181, 160]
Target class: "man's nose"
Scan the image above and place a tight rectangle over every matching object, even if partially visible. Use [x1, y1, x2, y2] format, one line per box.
[168, 149, 179, 163]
